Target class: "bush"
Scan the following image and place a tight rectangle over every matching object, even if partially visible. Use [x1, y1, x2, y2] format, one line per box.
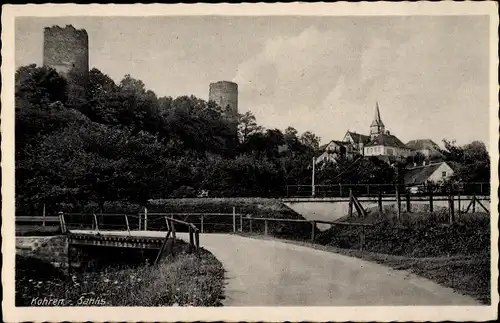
[316, 212, 490, 257]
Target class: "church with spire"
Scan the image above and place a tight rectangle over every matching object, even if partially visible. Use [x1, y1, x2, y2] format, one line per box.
[315, 102, 411, 165]
[370, 102, 385, 139]
[363, 102, 410, 159]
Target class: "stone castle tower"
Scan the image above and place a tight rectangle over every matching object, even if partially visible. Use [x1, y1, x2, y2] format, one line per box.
[209, 81, 239, 133]
[370, 102, 385, 139]
[43, 25, 89, 100]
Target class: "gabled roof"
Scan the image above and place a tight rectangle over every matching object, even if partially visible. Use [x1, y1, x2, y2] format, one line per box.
[328, 140, 349, 147]
[403, 162, 447, 185]
[405, 139, 441, 151]
[345, 131, 371, 144]
[320, 140, 350, 151]
[365, 133, 407, 148]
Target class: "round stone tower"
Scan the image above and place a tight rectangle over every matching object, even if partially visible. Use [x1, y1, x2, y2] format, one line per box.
[209, 81, 239, 129]
[43, 25, 89, 101]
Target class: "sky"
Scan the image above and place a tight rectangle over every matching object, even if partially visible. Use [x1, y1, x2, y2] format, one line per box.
[15, 15, 490, 146]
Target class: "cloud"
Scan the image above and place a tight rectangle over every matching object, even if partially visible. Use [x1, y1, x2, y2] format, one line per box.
[232, 18, 489, 146]
[233, 26, 362, 138]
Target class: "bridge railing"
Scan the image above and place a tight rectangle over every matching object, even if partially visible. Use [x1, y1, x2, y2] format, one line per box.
[285, 182, 491, 198]
[59, 212, 202, 264]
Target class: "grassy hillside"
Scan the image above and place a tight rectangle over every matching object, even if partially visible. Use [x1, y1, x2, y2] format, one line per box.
[319, 207, 490, 257]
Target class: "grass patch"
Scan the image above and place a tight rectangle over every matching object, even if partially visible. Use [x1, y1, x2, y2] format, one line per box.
[148, 197, 301, 218]
[320, 210, 490, 257]
[16, 240, 225, 307]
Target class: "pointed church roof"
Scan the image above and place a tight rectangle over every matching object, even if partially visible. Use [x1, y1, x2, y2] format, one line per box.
[370, 102, 385, 127]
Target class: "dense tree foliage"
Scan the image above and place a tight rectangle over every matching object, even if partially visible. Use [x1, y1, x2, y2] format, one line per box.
[15, 64, 490, 214]
[14, 65, 318, 213]
[440, 139, 490, 183]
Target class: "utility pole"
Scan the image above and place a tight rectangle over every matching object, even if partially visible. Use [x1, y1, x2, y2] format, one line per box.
[312, 157, 316, 197]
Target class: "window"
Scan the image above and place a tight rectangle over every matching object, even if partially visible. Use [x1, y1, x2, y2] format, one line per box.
[442, 171, 447, 177]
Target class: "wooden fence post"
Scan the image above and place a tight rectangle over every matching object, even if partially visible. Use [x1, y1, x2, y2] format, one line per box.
[429, 187, 434, 213]
[240, 213, 243, 232]
[138, 213, 142, 231]
[405, 191, 411, 213]
[125, 214, 131, 235]
[189, 226, 194, 253]
[339, 184, 343, 197]
[171, 220, 176, 256]
[42, 204, 46, 227]
[195, 230, 200, 254]
[472, 195, 476, 213]
[58, 211, 66, 234]
[232, 207, 236, 233]
[448, 193, 455, 224]
[93, 213, 99, 231]
[264, 220, 268, 236]
[249, 215, 253, 233]
[200, 214, 204, 233]
[475, 198, 489, 213]
[348, 189, 353, 217]
[144, 207, 148, 231]
[457, 192, 461, 215]
[395, 185, 401, 221]
[311, 221, 316, 243]
[378, 190, 383, 214]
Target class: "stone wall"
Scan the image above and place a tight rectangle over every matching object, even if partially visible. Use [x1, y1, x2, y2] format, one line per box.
[43, 25, 89, 101]
[16, 236, 68, 268]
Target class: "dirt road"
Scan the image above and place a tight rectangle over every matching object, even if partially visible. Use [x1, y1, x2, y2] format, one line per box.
[187, 233, 480, 306]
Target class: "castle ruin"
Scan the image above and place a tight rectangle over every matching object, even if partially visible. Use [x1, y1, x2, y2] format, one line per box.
[43, 25, 89, 101]
[209, 81, 239, 134]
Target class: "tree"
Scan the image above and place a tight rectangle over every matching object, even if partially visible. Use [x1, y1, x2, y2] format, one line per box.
[15, 64, 68, 110]
[238, 111, 263, 143]
[440, 139, 490, 183]
[299, 131, 321, 150]
[317, 157, 395, 185]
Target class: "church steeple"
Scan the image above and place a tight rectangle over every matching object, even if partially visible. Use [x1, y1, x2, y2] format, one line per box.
[370, 102, 385, 139]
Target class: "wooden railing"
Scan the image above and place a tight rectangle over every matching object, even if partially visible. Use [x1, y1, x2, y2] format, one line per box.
[16, 216, 60, 226]
[153, 216, 200, 265]
[286, 182, 491, 198]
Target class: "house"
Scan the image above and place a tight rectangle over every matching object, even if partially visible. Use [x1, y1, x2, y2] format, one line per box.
[403, 162, 454, 188]
[342, 131, 370, 155]
[364, 132, 411, 158]
[405, 139, 443, 159]
[316, 140, 354, 164]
